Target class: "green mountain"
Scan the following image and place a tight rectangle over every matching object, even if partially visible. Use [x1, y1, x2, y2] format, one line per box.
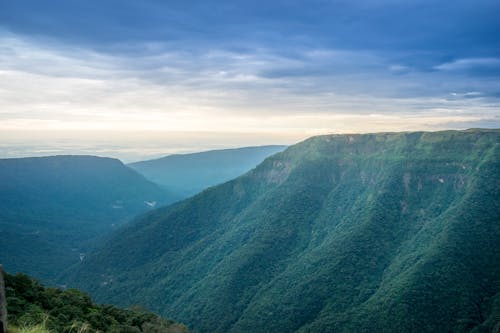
[4, 270, 189, 332]
[128, 145, 287, 198]
[0, 155, 173, 283]
[66, 130, 500, 333]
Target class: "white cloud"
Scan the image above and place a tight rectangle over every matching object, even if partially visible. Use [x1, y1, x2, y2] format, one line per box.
[0, 32, 499, 139]
[435, 57, 500, 71]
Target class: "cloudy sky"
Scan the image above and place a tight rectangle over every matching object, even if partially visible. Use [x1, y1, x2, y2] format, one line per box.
[1, 0, 499, 161]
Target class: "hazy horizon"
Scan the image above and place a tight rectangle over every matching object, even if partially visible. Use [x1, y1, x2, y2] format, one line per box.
[2, 127, 499, 163]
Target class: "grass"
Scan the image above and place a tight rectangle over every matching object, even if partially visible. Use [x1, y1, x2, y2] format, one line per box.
[9, 324, 51, 333]
[9, 321, 93, 333]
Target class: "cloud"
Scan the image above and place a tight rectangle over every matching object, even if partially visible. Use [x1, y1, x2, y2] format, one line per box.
[435, 58, 500, 75]
[0, 31, 499, 142]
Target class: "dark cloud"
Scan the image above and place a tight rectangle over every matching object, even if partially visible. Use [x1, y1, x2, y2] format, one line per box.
[2, 1, 499, 83]
[1, 1, 499, 58]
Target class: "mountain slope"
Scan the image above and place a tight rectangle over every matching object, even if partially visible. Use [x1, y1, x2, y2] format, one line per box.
[128, 145, 286, 198]
[66, 130, 500, 333]
[0, 155, 172, 283]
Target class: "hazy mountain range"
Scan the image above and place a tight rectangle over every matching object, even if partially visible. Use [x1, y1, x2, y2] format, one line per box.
[0, 146, 285, 283]
[128, 145, 287, 198]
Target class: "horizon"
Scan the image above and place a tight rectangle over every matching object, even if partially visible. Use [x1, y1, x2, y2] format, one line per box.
[1, 0, 499, 160]
[1, 127, 497, 163]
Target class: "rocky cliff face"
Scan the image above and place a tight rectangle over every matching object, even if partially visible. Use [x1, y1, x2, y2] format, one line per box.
[0, 265, 7, 333]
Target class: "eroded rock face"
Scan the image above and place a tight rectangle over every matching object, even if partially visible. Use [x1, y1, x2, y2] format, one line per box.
[0, 265, 7, 333]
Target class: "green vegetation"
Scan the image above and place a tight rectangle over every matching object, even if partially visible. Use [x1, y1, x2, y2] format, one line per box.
[66, 129, 500, 332]
[5, 271, 188, 333]
[9, 322, 52, 333]
[128, 145, 287, 198]
[0, 155, 172, 283]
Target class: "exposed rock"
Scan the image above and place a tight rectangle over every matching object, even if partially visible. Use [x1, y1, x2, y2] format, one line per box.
[0, 265, 7, 333]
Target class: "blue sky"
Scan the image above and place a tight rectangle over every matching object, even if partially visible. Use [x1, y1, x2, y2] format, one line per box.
[0, 0, 499, 160]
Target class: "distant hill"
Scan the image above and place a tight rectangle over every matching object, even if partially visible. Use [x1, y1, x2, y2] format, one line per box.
[0, 155, 173, 283]
[67, 130, 500, 333]
[128, 145, 287, 198]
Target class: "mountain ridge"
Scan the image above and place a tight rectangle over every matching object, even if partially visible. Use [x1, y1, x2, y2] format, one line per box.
[66, 130, 500, 332]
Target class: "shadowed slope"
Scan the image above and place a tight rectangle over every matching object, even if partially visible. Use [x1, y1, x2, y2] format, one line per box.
[0, 155, 172, 283]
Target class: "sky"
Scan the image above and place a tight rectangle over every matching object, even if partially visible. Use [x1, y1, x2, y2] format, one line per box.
[0, 0, 499, 161]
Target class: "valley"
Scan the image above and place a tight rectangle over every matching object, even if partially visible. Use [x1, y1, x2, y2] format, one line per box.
[3, 1, 498, 331]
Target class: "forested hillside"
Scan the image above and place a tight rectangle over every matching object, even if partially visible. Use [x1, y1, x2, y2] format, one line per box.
[66, 130, 500, 333]
[0, 155, 172, 283]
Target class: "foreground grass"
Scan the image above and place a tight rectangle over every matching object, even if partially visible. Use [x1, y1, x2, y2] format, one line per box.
[9, 324, 51, 333]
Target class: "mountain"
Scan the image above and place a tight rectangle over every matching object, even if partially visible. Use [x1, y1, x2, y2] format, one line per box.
[128, 145, 287, 198]
[66, 130, 500, 333]
[0, 155, 172, 283]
